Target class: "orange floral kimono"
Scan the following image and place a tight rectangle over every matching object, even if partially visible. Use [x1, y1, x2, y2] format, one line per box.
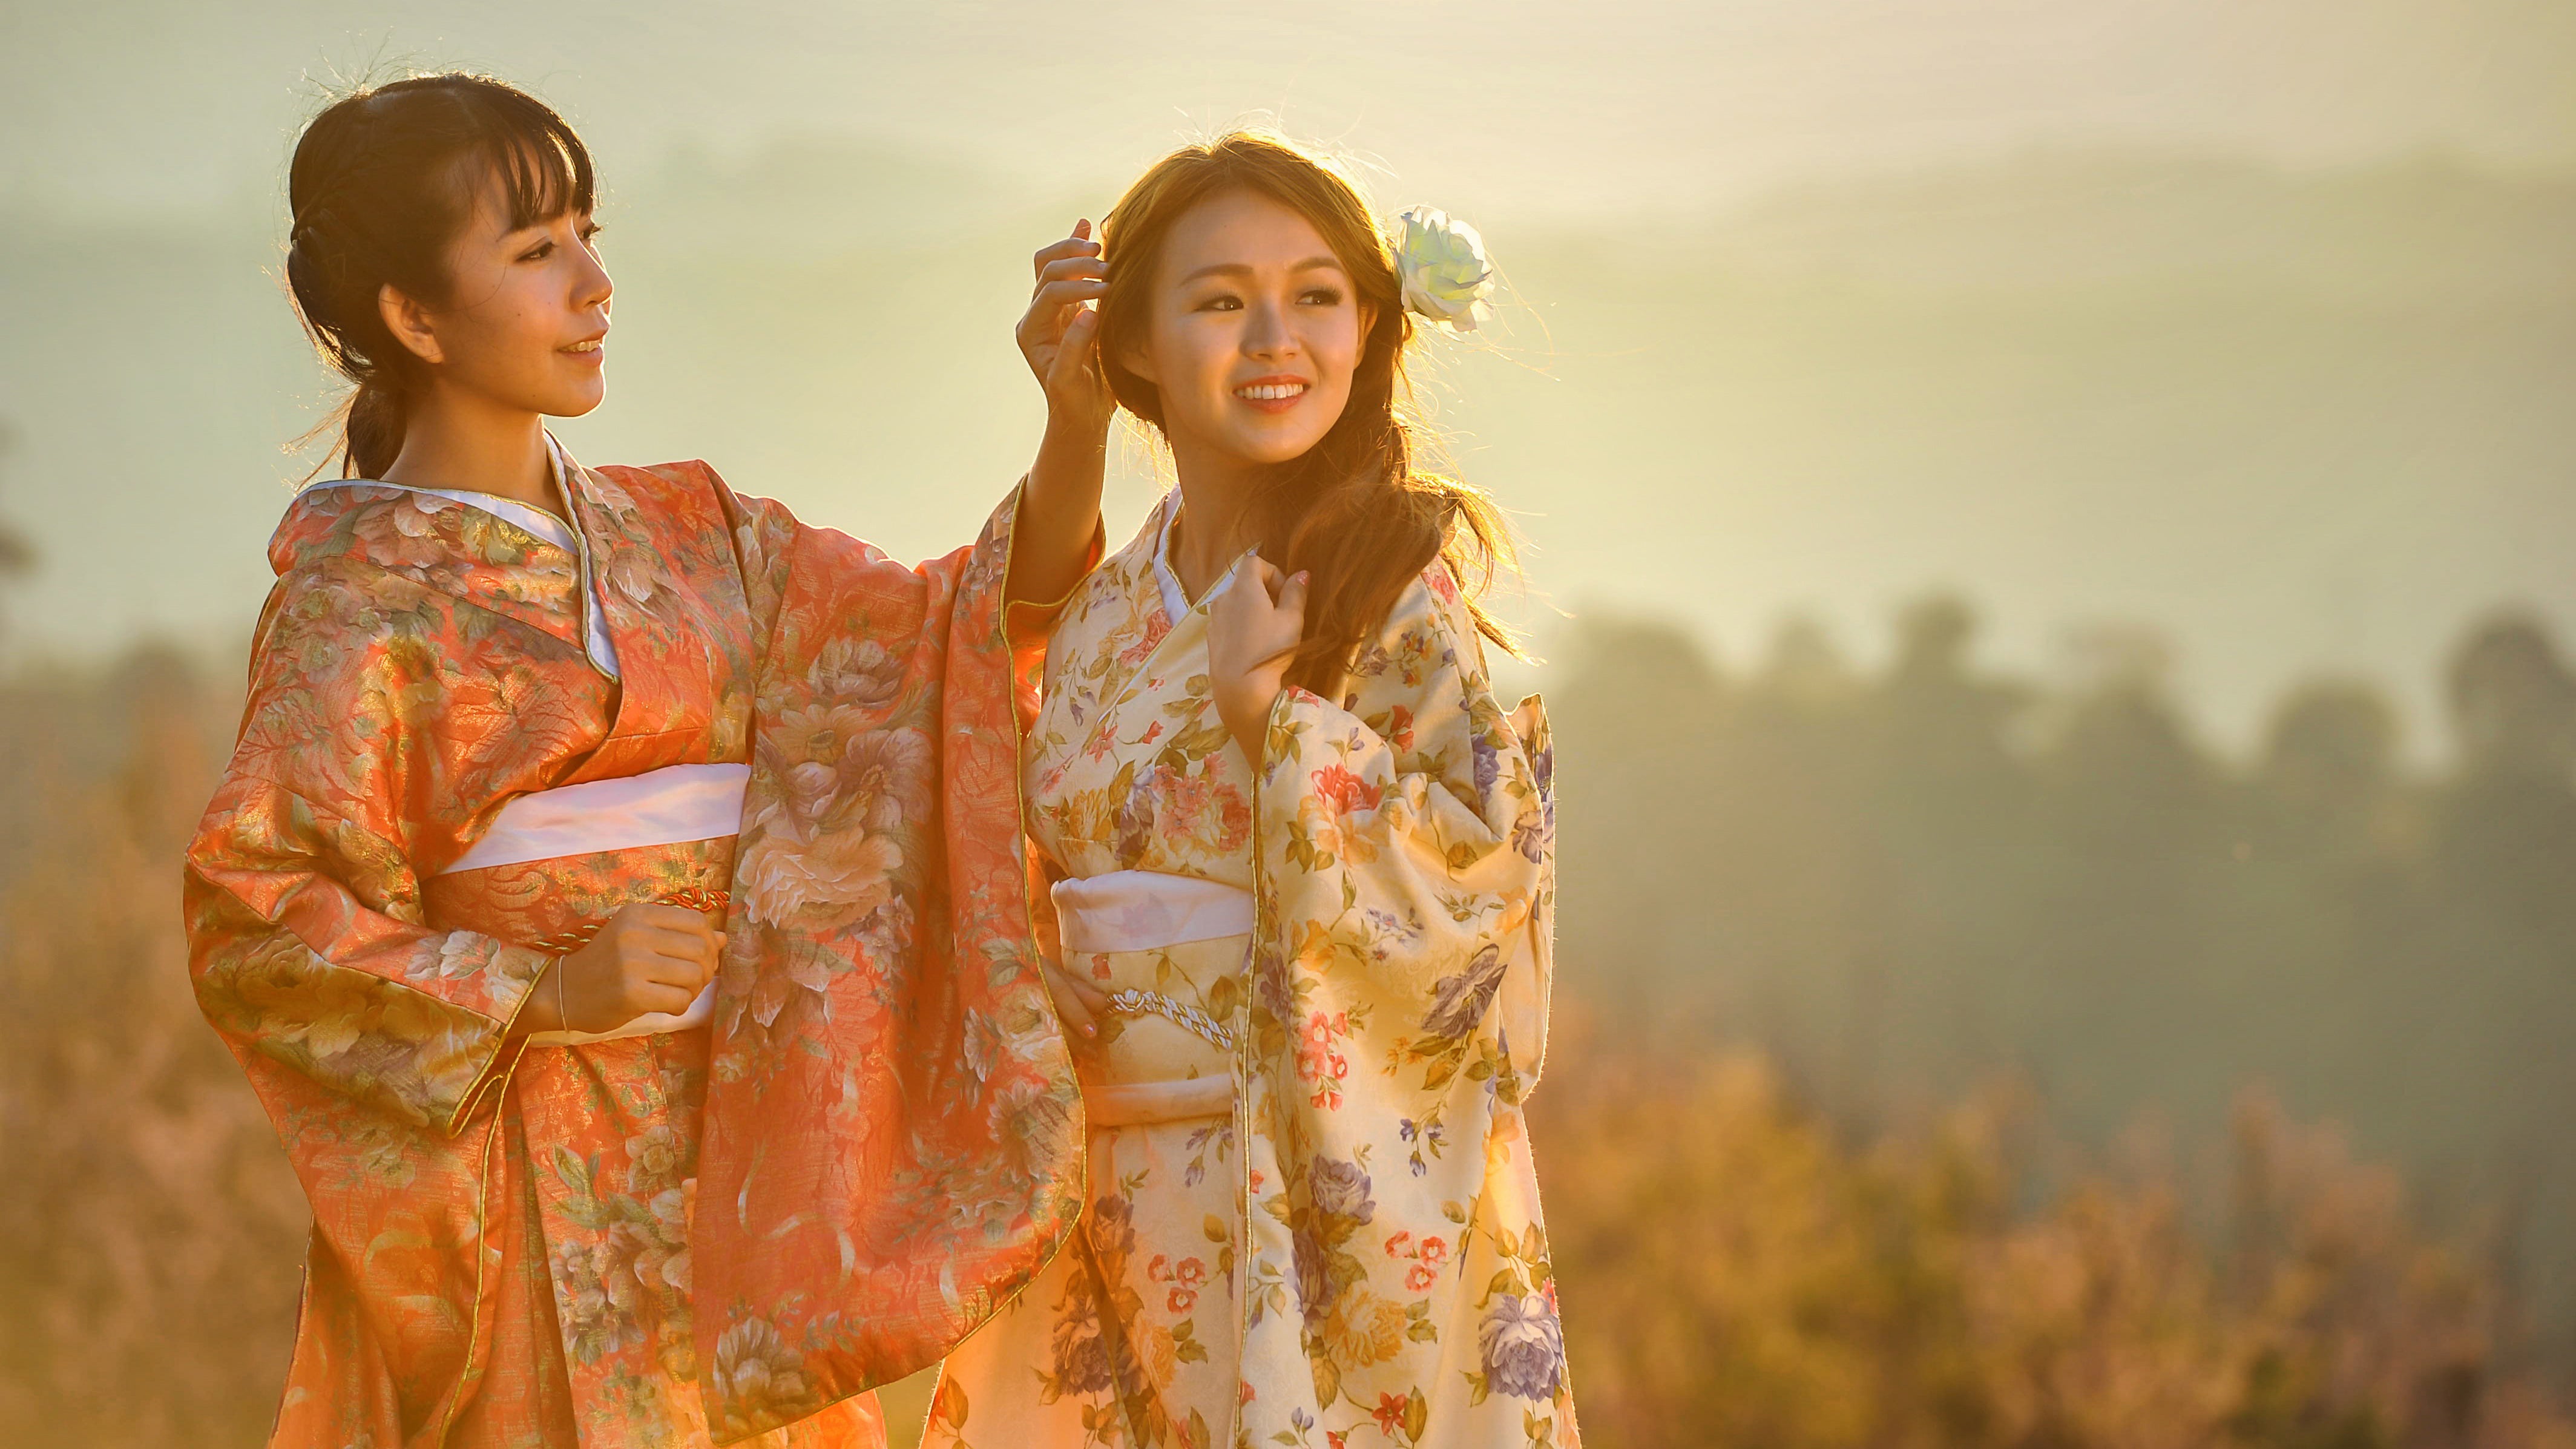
[185, 448, 1086, 1448]
[928, 496, 1574, 1449]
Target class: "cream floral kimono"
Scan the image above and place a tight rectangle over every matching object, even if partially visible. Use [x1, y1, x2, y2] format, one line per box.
[928, 497, 1575, 1449]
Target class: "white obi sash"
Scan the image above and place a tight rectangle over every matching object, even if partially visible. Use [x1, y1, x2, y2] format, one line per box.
[1050, 870, 1252, 1125]
[1050, 870, 1254, 953]
[443, 762, 750, 1046]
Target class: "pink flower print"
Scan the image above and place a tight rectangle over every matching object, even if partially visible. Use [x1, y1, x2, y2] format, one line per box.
[1309, 763, 1382, 818]
[1392, 1230, 1448, 1292]
[1146, 1251, 1208, 1313]
[1118, 611, 1171, 666]
[1296, 1010, 1352, 1109]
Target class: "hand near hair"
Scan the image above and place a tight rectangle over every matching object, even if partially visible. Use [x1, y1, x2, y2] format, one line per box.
[1010, 220, 1114, 605]
[1016, 220, 1114, 439]
[1209, 556, 1310, 768]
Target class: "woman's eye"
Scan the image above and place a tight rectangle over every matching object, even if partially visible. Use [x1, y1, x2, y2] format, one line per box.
[519, 241, 554, 263]
[1196, 294, 1243, 312]
[1301, 288, 1344, 306]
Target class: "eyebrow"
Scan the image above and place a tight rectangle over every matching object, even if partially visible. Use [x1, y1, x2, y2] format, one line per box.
[1178, 255, 1347, 285]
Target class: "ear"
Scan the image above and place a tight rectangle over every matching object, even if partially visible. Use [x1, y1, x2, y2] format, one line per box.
[1357, 298, 1380, 341]
[1117, 325, 1159, 387]
[377, 283, 445, 367]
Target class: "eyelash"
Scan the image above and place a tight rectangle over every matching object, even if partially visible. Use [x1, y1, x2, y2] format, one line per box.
[519, 225, 603, 263]
[1199, 288, 1343, 311]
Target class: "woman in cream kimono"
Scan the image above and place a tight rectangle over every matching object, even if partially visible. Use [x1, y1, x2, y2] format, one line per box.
[185, 76, 1109, 1447]
[929, 133, 1572, 1449]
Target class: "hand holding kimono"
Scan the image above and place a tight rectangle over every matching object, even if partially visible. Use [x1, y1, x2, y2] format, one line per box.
[187, 453, 1088, 1448]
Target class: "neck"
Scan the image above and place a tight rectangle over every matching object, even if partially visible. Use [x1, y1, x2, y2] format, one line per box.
[378, 387, 559, 513]
[1166, 435, 1263, 602]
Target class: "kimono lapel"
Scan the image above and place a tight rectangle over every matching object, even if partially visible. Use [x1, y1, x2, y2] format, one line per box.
[271, 481, 591, 659]
[556, 448, 757, 782]
[1072, 493, 1246, 740]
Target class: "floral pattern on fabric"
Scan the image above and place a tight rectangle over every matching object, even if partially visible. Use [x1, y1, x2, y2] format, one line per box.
[186, 453, 1084, 1448]
[933, 495, 1574, 1449]
[691, 480, 1089, 1444]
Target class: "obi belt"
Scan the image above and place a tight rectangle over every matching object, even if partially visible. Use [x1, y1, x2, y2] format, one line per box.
[428, 761, 749, 1039]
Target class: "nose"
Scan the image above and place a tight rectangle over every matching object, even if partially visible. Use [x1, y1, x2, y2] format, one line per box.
[1241, 296, 1297, 361]
[575, 235, 613, 313]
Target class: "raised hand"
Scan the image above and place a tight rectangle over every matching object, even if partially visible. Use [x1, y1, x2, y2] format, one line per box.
[1016, 220, 1114, 439]
[519, 902, 721, 1037]
[1208, 556, 1310, 767]
[1010, 220, 1117, 606]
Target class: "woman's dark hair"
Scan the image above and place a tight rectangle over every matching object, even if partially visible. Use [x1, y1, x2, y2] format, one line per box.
[1096, 131, 1520, 698]
[285, 73, 594, 478]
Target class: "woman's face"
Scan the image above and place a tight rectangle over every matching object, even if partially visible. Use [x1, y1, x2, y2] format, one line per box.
[393, 172, 613, 418]
[1123, 188, 1375, 470]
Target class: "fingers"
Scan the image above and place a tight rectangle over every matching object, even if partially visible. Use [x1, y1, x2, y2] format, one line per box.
[1054, 308, 1100, 376]
[1030, 221, 1100, 280]
[622, 902, 718, 940]
[1058, 962, 1112, 1017]
[636, 939, 717, 988]
[1027, 276, 1108, 322]
[1036, 254, 1107, 287]
[625, 980, 704, 1020]
[1042, 960, 1104, 1037]
[1275, 568, 1310, 624]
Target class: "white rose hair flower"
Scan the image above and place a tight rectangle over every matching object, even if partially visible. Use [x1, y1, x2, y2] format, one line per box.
[1392, 205, 1494, 332]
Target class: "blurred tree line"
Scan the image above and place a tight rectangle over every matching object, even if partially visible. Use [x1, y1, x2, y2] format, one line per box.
[2, 458, 2572, 1442]
[1548, 597, 2576, 1379]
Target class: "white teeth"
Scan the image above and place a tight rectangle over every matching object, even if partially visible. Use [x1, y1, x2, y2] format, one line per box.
[567, 339, 602, 352]
[1234, 382, 1305, 401]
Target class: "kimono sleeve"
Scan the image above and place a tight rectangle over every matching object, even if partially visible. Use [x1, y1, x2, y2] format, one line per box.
[183, 571, 554, 1134]
[1251, 566, 1557, 1103]
[721, 474, 1097, 732]
[692, 474, 1086, 1443]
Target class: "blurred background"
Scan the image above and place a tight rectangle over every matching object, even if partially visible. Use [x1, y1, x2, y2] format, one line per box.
[4, 2, 2574, 1445]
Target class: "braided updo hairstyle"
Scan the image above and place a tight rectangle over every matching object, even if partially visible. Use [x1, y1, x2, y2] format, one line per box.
[285, 74, 595, 478]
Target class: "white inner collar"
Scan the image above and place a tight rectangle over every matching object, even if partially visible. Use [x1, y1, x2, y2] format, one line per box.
[315, 437, 619, 678]
[1150, 495, 1250, 623]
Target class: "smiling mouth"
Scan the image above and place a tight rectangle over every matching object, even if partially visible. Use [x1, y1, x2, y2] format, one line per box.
[564, 337, 605, 354]
[1233, 380, 1307, 402]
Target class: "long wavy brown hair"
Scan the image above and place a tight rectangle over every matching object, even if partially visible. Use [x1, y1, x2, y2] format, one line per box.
[1096, 131, 1520, 698]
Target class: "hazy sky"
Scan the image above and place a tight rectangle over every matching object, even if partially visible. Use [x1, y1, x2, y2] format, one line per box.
[7, 0, 2574, 218]
[3, 1, 2573, 753]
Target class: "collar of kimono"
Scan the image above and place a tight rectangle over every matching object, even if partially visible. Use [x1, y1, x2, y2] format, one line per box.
[270, 453, 596, 663]
[1148, 491, 1253, 626]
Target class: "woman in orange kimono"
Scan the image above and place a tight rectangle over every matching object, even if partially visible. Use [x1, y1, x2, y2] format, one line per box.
[183, 74, 1110, 1447]
[927, 133, 1574, 1449]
